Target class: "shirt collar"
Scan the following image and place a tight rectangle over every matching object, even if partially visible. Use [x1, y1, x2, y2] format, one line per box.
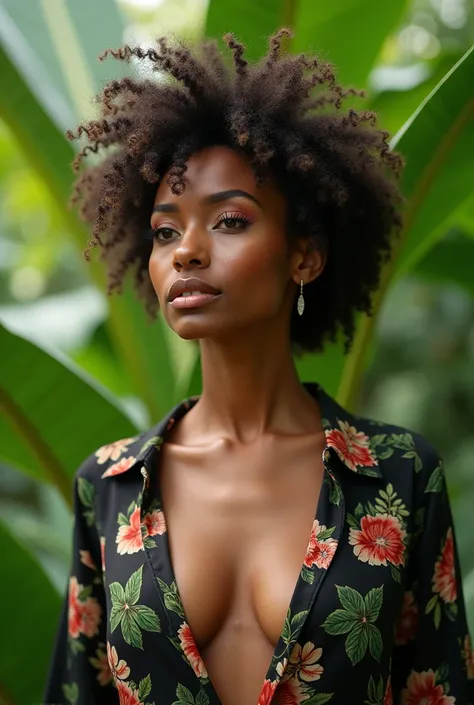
[99, 381, 383, 481]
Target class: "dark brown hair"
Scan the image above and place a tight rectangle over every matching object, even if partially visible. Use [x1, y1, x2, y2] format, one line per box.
[67, 27, 404, 356]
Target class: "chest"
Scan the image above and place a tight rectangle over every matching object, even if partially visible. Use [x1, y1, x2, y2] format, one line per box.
[157, 437, 325, 650]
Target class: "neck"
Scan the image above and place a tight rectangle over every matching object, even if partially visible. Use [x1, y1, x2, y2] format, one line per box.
[192, 328, 322, 445]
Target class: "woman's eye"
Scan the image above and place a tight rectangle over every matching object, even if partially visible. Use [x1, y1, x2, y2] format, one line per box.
[216, 213, 251, 230]
[152, 227, 176, 242]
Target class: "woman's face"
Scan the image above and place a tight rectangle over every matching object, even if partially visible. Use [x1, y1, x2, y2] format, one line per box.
[148, 144, 303, 343]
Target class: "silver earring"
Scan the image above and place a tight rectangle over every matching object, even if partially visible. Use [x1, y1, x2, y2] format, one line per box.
[297, 279, 305, 316]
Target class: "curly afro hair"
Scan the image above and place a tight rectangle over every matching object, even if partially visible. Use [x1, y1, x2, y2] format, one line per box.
[67, 27, 405, 357]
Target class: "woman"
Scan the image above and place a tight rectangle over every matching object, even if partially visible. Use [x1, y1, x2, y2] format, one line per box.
[44, 28, 473, 705]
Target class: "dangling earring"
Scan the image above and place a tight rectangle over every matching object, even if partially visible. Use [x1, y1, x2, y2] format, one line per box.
[297, 279, 305, 316]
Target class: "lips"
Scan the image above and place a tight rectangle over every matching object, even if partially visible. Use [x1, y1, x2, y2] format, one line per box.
[167, 277, 221, 302]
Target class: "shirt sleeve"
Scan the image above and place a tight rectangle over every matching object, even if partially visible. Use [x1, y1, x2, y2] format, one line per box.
[391, 445, 474, 704]
[43, 457, 118, 704]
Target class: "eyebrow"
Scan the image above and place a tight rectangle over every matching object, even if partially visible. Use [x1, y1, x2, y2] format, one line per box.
[152, 189, 262, 213]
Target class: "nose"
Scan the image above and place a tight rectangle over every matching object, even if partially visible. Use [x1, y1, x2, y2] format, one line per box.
[172, 225, 210, 271]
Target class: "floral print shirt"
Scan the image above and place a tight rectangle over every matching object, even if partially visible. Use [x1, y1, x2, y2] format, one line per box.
[43, 381, 474, 705]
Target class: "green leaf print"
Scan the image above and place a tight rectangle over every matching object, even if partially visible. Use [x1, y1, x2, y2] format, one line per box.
[323, 586, 384, 664]
[337, 585, 365, 614]
[132, 604, 162, 631]
[364, 587, 383, 622]
[316, 526, 336, 541]
[77, 477, 95, 526]
[346, 513, 359, 530]
[196, 689, 211, 705]
[367, 623, 383, 661]
[157, 577, 186, 618]
[281, 615, 291, 643]
[140, 435, 163, 455]
[324, 474, 343, 506]
[425, 462, 444, 493]
[117, 512, 130, 526]
[345, 622, 368, 665]
[280, 608, 309, 646]
[109, 567, 161, 646]
[77, 585, 93, 601]
[323, 609, 358, 635]
[301, 565, 315, 584]
[425, 595, 438, 614]
[390, 565, 401, 583]
[110, 604, 124, 632]
[109, 581, 126, 604]
[173, 683, 195, 704]
[138, 674, 152, 700]
[291, 610, 308, 630]
[68, 637, 85, 655]
[364, 675, 384, 705]
[125, 565, 143, 605]
[62, 682, 79, 705]
[122, 609, 145, 649]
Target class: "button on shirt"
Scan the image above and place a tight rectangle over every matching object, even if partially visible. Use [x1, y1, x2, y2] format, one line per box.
[43, 382, 474, 705]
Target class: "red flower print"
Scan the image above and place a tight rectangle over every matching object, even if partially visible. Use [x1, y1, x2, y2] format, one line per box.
[274, 676, 310, 705]
[143, 509, 167, 536]
[432, 528, 457, 604]
[304, 520, 338, 569]
[79, 549, 97, 571]
[116, 506, 144, 555]
[177, 622, 208, 678]
[257, 679, 278, 705]
[325, 420, 378, 472]
[89, 646, 113, 686]
[285, 641, 324, 683]
[395, 591, 419, 645]
[95, 437, 137, 465]
[80, 596, 102, 637]
[384, 677, 393, 705]
[115, 679, 144, 705]
[349, 513, 406, 567]
[402, 669, 454, 705]
[463, 634, 474, 679]
[107, 642, 131, 681]
[100, 536, 106, 573]
[68, 577, 83, 639]
[101, 456, 137, 479]
[68, 576, 102, 639]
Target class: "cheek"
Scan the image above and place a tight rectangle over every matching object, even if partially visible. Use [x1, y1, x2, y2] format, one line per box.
[220, 235, 288, 284]
[148, 251, 163, 296]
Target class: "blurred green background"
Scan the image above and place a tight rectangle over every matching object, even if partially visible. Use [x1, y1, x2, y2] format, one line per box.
[0, 0, 474, 702]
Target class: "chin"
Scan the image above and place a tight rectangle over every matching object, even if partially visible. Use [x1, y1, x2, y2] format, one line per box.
[169, 320, 216, 341]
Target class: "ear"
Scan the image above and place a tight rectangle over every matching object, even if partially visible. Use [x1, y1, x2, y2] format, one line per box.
[289, 236, 326, 287]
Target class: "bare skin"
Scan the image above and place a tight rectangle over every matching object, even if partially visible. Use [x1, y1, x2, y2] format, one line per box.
[148, 145, 327, 704]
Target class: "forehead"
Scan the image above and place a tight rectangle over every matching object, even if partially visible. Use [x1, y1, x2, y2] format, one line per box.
[153, 145, 280, 205]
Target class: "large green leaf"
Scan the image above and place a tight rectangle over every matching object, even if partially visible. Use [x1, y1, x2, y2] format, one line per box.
[290, 0, 406, 89]
[0, 321, 138, 506]
[337, 44, 474, 406]
[205, 0, 405, 87]
[0, 23, 178, 420]
[0, 518, 61, 705]
[390, 44, 474, 277]
[0, 0, 124, 121]
[368, 52, 464, 136]
[413, 230, 474, 297]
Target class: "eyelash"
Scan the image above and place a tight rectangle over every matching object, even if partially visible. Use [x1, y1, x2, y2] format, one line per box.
[149, 211, 252, 242]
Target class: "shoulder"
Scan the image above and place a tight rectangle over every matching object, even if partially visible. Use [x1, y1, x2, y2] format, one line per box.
[73, 426, 161, 486]
[350, 410, 443, 489]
